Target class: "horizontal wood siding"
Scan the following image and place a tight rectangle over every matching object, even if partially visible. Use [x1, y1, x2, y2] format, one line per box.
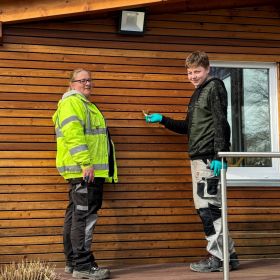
[0, 5, 280, 266]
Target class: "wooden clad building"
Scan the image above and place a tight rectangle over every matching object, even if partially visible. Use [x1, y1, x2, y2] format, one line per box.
[0, 0, 280, 267]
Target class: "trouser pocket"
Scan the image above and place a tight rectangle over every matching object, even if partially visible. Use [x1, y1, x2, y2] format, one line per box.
[197, 176, 219, 198]
[71, 180, 88, 212]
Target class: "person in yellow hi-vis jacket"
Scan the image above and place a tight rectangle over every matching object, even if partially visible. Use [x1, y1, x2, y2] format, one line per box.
[52, 69, 117, 280]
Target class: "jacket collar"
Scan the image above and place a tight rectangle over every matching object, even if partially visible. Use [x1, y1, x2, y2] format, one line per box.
[61, 90, 89, 102]
[197, 76, 220, 89]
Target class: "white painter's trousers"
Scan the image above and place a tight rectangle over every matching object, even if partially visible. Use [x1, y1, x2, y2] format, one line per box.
[191, 159, 236, 260]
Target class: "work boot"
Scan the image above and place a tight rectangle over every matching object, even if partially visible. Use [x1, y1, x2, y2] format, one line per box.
[190, 253, 240, 272]
[230, 252, 240, 270]
[72, 265, 110, 279]
[190, 255, 223, 272]
[64, 265, 73, 274]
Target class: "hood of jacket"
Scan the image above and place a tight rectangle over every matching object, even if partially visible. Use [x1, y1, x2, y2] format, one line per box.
[52, 90, 89, 124]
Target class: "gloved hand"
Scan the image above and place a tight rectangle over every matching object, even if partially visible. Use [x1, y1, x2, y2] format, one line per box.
[145, 113, 163, 123]
[210, 160, 228, 176]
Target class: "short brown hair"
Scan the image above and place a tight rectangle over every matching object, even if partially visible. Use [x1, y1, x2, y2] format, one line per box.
[185, 51, 209, 69]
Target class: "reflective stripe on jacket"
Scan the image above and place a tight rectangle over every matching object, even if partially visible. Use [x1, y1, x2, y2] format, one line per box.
[52, 90, 118, 182]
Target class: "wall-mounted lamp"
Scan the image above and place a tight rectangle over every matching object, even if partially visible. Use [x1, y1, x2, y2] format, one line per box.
[118, 9, 146, 35]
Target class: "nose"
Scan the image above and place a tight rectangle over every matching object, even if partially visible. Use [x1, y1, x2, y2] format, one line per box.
[188, 73, 195, 80]
[192, 74, 197, 80]
[85, 80, 93, 87]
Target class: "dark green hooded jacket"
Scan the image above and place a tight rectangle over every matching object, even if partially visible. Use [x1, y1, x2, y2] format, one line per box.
[161, 77, 231, 160]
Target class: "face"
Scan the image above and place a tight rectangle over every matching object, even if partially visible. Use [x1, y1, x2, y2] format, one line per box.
[70, 70, 92, 98]
[187, 65, 210, 88]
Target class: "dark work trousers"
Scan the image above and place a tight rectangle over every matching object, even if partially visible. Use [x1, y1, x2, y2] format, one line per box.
[63, 177, 104, 271]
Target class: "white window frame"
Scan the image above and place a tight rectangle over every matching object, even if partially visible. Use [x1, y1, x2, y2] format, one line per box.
[211, 61, 279, 186]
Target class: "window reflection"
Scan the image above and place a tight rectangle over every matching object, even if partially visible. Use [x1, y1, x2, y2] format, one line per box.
[211, 67, 271, 167]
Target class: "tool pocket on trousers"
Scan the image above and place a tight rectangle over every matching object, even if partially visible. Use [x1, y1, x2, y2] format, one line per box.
[72, 182, 88, 211]
[197, 176, 219, 198]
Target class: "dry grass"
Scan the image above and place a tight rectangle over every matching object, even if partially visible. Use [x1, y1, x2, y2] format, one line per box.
[0, 260, 61, 280]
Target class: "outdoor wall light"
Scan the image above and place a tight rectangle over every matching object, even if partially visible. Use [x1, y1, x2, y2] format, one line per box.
[118, 9, 146, 35]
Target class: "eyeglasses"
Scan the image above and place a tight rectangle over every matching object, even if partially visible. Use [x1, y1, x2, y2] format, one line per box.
[72, 79, 92, 84]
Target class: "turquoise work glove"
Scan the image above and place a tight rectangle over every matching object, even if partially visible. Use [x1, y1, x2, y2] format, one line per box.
[210, 160, 228, 176]
[145, 113, 163, 123]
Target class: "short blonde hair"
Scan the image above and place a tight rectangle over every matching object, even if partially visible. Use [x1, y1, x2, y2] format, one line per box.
[69, 68, 91, 82]
[185, 51, 209, 69]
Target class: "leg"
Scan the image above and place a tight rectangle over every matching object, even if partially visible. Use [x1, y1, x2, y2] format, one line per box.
[190, 159, 238, 272]
[70, 178, 110, 279]
[70, 178, 104, 271]
[84, 178, 104, 254]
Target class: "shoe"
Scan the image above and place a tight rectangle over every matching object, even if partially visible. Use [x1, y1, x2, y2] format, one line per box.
[190, 253, 240, 273]
[230, 252, 240, 270]
[64, 265, 74, 274]
[72, 266, 110, 280]
[190, 255, 223, 272]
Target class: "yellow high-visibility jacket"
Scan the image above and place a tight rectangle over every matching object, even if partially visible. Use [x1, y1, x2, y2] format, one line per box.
[52, 90, 118, 182]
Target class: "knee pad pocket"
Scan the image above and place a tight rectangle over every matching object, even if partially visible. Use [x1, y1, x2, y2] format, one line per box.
[197, 208, 216, 236]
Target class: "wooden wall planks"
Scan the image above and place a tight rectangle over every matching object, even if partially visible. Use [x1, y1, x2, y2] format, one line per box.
[0, 5, 280, 267]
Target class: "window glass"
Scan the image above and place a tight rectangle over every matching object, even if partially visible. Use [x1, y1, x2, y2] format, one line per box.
[210, 67, 271, 167]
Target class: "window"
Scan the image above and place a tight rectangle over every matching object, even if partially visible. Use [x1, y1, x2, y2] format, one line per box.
[210, 62, 279, 186]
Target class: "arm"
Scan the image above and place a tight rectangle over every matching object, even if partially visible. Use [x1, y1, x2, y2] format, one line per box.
[160, 115, 188, 135]
[145, 113, 188, 135]
[59, 98, 94, 181]
[209, 81, 231, 160]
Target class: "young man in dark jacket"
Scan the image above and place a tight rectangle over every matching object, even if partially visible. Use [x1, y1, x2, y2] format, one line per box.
[145, 51, 239, 272]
